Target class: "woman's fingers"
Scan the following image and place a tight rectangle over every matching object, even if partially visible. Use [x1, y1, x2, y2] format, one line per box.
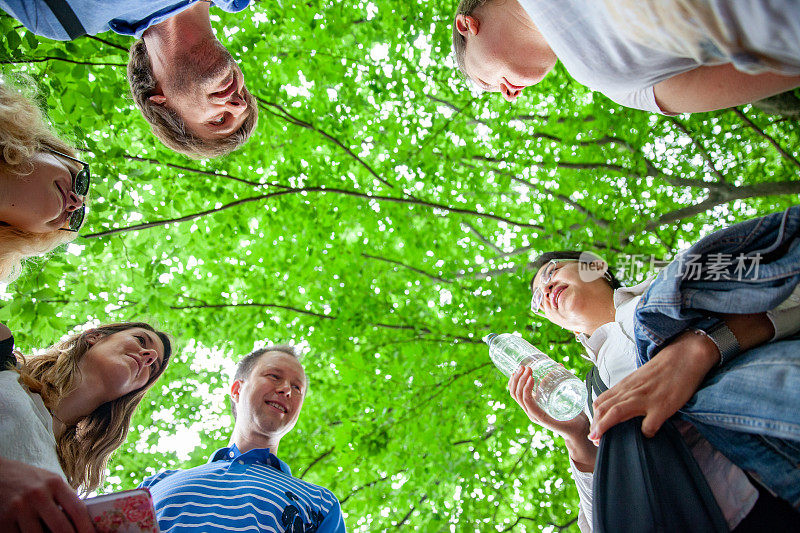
[514, 367, 530, 403]
[589, 396, 645, 443]
[521, 368, 537, 410]
[507, 369, 521, 407]
[640, 411, 669, 438]
[35, 499, 76, 533]
[16, 510, 45, 533]
[0, 458, 88, 533]
[54, 483, 93, 533]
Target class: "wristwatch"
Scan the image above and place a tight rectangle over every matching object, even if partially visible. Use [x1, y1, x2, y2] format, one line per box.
[693, 320, 741, 367]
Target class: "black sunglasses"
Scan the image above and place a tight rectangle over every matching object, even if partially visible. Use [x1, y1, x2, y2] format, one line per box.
[46, 148, 91, 232]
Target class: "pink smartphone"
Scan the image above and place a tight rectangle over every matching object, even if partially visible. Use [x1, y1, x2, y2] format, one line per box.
[84, 488, 160, 533]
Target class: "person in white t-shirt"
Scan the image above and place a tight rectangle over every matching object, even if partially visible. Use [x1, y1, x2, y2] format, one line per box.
[451, 0, 800, 114]
[509, 251, 800, 531]
[0, 321, 171, 532]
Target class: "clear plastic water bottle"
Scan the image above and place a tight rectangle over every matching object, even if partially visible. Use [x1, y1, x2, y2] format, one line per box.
[484, 333, 586, 421]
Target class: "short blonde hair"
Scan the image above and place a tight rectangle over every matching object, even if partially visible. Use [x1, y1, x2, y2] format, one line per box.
[0, 74, 80, 282]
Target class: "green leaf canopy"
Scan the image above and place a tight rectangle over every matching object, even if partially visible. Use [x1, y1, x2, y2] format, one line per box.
[1, 2, 798, 531]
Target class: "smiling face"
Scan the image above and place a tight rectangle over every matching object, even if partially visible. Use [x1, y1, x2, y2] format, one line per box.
[454, 1, 557, 102]
[149, 40, 252, 141]
[231, 351, 307, 442]
[0, 151, 85, 233]
[79, 328, 167, 404]
[530, 261, 616, 334]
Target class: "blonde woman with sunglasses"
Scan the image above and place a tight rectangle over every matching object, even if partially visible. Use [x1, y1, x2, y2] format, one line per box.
[0, 75, 90, 283]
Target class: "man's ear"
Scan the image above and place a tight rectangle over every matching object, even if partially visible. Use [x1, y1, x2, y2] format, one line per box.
[148, 94, 167, 105]
[455, 14, 479, 37]
[230, 379, 242, 404]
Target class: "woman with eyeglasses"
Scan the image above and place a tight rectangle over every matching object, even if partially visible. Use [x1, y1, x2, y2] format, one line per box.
[0, 320, 172, 532]
[0, 75, 90, 283]
[511, 246, 800, 531]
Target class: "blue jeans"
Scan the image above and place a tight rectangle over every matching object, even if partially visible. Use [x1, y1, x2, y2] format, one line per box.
[635, 205, 800, 364]
[631, 206, 800, 508]
[679, 339, 800, 508]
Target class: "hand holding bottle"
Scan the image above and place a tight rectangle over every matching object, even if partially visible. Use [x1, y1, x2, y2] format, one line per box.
[509, 366, 589, 436]
[510, 366, 597, 472]
[485, 333, 586, 421]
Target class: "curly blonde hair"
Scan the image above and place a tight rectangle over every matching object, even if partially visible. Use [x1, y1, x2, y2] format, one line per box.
[0, 74, 81, 282]
[15, 322, 173, 494]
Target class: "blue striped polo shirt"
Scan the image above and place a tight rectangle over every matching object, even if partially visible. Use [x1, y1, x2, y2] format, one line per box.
[140, 444, 345, 532]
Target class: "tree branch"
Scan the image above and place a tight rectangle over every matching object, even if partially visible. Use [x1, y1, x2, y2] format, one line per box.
[256, 97, 394, 188]
[362, 253, 453, 284]
[500, 515, 546, 532]
[298, 447, 334, 479]
[169, 301, 334, 319]
[462, 221, 503, 252]
[453, 264, 520, 281]
[731, 108, 800, 170]
[508, 174, 612, 229]
[452, 425, 497, 446]
[394, 493, 429, 528]
[472, 156, 633, 177]
[491, 446, 532, 522]
[475, 153, 739, 193]
[82, 186, 543, 239]
[86, 35, 129, 52]
[82, 193, 274, 238]
[0, 57, 126, 67]
[666, 117, 726, 182]
[166, 301, 482, 345]
[621, 179, 800, 240]
[122, 155, 277, 188]
[340, 470, 407, 504]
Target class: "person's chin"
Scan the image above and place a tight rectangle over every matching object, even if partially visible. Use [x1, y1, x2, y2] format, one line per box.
[517, 62, 554, 86]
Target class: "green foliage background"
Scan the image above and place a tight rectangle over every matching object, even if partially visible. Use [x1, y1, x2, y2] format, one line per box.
[1, 2, 799, 531]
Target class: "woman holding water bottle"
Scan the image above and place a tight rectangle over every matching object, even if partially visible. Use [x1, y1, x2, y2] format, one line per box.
[511, 249, 800, 531]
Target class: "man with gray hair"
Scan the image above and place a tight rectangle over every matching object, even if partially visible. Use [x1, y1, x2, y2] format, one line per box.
[0, 1, 258, 159]
[141, 345, 346, 532]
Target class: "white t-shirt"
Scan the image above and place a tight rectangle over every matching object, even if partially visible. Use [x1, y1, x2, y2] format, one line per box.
[0, 370, 67, 480]
[518, 0, 800, 114]
[569, 279, 757, 532]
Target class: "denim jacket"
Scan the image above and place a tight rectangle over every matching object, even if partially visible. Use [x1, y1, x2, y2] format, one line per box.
[631, 205, 800, 508]
[634, 205, 800, 365]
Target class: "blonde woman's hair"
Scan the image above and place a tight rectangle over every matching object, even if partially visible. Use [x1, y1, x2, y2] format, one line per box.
[15, 322, 173, 494]
[0, 226, 74, 282]
[0, 74, 81, 282]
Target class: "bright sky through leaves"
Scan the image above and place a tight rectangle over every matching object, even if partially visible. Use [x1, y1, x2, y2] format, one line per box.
[1, 2, 799, 530]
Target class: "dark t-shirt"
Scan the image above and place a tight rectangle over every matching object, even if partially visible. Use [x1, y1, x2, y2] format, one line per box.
[0, 336, 15, 370]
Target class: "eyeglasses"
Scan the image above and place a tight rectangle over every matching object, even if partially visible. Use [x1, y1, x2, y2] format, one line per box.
[531, 259, 577, 313]
[46, 148, 91, 232]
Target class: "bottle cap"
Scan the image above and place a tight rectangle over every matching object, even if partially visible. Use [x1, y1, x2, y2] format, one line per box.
[483, 333, 497, 345]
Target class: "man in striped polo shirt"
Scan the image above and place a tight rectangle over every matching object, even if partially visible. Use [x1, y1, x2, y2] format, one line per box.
[141, 345, 346, 532]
